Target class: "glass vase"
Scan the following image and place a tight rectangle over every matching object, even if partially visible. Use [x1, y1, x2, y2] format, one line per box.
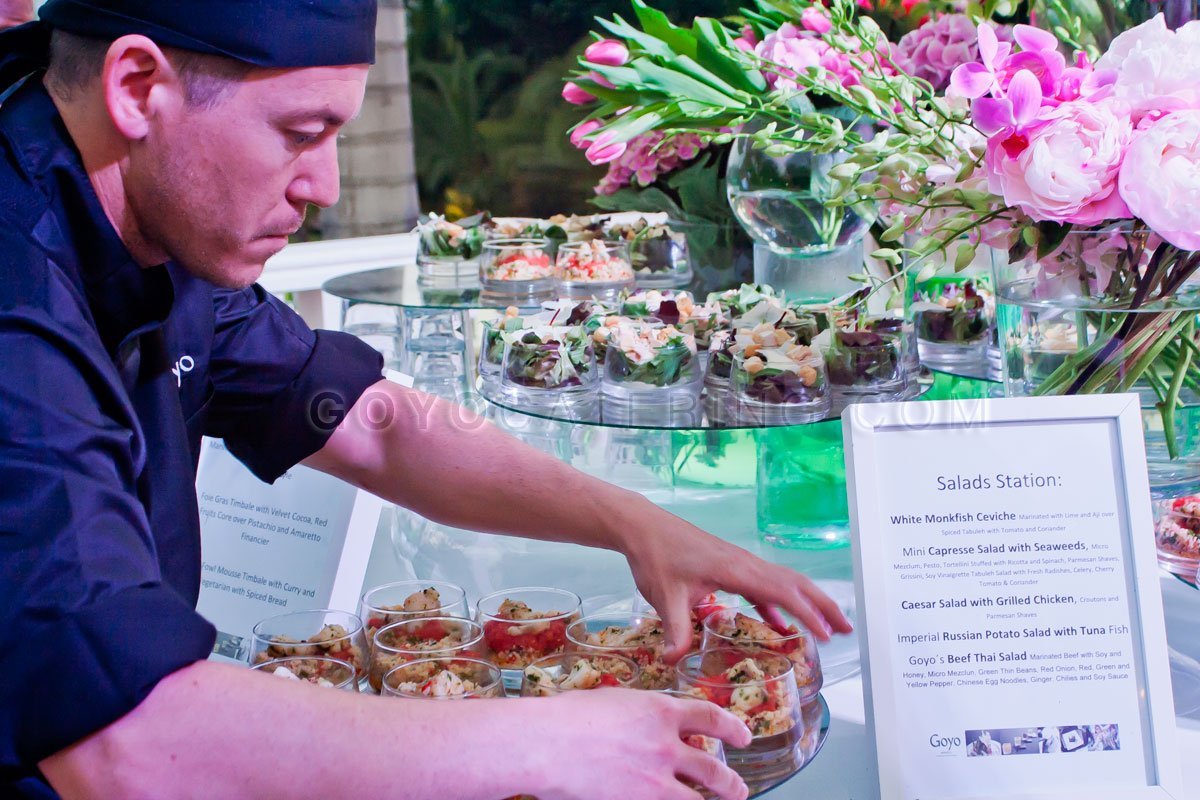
[994, 224, 1200, 496]
[726, 136, 869, 257]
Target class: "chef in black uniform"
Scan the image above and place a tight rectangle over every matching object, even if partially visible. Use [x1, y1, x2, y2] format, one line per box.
[0, 2, 851, 798]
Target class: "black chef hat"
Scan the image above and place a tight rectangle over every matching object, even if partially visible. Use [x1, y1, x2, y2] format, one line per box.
[1, 0, 377, 92]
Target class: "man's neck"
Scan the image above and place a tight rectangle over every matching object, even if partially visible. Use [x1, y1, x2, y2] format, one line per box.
[48, 83, 169, 268]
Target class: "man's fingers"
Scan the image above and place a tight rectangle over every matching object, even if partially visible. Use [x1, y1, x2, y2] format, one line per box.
[673, 696, 753, 748]
[656, 587, 696, 664]
[795, 576, 853, 634]
[674, 745, 748, 800]
[753, 603, 791, 635]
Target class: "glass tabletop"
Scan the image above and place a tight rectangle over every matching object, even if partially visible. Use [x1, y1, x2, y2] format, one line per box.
[323, 265, 502, 310]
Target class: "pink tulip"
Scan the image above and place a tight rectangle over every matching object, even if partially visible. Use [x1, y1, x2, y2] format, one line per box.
[569, 119, 603, 149]
[589, 71, 616, 90]
[585, 39, 629, 67]
[585, 133, 627, 165]
[562, 81, 596, 105]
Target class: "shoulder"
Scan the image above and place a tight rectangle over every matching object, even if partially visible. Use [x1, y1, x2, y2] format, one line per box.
[0, 219, 87, 324]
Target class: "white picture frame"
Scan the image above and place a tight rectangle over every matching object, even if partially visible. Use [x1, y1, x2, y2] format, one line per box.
[843, 394, 1182, 800]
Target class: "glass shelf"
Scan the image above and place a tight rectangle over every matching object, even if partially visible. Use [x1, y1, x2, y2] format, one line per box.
[323, 265, 495, 310]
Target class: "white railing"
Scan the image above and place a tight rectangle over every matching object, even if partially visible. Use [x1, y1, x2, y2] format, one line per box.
[259, 232, 418, 329]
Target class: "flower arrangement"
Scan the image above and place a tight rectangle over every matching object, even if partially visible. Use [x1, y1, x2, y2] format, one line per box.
[559, 0, 1200, 459]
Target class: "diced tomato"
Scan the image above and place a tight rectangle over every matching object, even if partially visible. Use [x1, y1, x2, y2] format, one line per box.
[598, 673, 621, 688]
[483, 619, 566, 656]
[746, 696, 778, 717]
[367, 616, 387, 631]
[693, 676, 733, 706]
[413, 619, 451, 641]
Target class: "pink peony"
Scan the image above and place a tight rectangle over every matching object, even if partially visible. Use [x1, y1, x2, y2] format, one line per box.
[985, 97, 1133, 225]
[584, 39, 629, 67]
[1118, 109, 1200, 250]
[895, 14, 1009, 92]
[1097, 14, 1200, 122]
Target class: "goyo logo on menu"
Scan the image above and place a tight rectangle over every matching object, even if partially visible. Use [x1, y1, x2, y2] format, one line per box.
[928, 734, 962, 754]
[172, 355, 195, 387]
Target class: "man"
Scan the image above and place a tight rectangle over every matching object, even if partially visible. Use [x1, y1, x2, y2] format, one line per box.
[0, 2, 851, 798]
[0, 0, 32, 29]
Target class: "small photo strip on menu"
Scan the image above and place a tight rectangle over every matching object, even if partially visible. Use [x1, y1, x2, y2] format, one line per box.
[965, 725, 1120, 757]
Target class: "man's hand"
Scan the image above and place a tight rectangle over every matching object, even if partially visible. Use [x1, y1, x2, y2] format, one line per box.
[308, 381, 852, 663]
[528, 690, 752, 800]
[611, 495, 853, 662]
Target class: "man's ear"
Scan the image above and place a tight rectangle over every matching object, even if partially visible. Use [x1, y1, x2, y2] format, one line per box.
[102, 34, 183, 141]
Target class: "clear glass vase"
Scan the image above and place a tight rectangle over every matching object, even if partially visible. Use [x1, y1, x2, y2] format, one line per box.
[726, 135, 869, 257]
[994, 225, 1200, 495]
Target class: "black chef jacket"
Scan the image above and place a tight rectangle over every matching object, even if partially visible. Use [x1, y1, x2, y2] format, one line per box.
[0, 78, 384, 797]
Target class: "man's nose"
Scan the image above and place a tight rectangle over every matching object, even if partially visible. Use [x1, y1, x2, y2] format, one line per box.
[287, 136, 341, 209]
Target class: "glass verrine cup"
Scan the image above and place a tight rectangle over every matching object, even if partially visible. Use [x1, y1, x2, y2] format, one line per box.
[675, 647, 802, 769]
[608, 221, 692, 289]
[1155, 495, 1200, 578]
[416, 215, 485, 281]
[566, 613, 670, 689]
[701, 608, 823, 702]
[369, 616, 490, 693]
[555, 240, 636, 303]
[729, 345, 831, 426]
[520, 651, 641, 696]
[480, 238, 555, 305]
[359, 580, 469, 646]
[381, 657, 504, 699]
[249, 609, 367, 681]
[499, 326, 600, 420]
[476, 587, 584, 670]
[601, 323, 703, 426]
[249, 655, 359, 691]
[824, 329, 906, 396]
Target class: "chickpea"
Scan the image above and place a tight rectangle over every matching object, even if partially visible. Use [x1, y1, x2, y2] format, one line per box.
[798, 365, 818, 386]
[744, 356, 765, 375]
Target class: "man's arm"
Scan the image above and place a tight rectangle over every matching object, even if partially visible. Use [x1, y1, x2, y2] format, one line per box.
[305, 380, 852, 658]
[41, 661, 751, 800]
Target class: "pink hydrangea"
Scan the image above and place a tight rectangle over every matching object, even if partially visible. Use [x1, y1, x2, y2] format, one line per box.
[894, 14, 1012, 92]
[753, 22, 879, 92]
[595, 132, 707, 195]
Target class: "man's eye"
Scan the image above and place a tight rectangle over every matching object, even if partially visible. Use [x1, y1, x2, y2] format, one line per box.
[289, 130, 322, 147]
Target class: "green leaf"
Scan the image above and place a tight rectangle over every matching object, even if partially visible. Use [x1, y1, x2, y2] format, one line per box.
[631, 0, 698, 59]
[693, 18, 767, 94]
[596, 15, 677, 62]
[596, 108, 672, 144]
[627, 57, 739, 106]
[1036, 221, 1073, 260]
[591, 187, 685, 219]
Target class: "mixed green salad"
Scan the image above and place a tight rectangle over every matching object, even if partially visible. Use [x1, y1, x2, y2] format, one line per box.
[417, 213, 487, 259]
[503, 326, 594, 390]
